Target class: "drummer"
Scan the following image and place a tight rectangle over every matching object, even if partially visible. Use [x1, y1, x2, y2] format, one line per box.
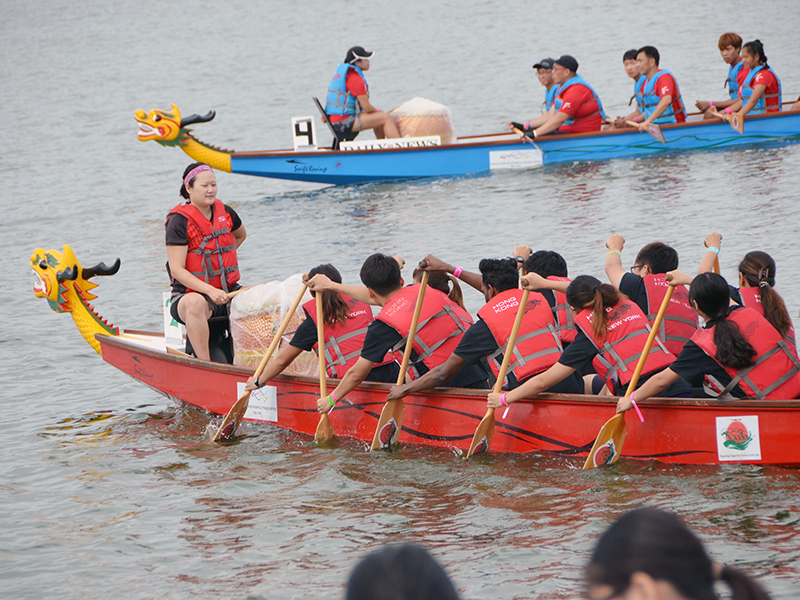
[165, 162, 246, 362]
[324, 46, 400, 140]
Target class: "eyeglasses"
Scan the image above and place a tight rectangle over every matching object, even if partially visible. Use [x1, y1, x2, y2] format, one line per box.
[630, 264, 643, 273]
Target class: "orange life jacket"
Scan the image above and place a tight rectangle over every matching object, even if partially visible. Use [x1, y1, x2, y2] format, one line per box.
[303, 295, 393, 378]
[477, 289, 562, 382]
[574, 299, 674, 393]
[692, 306, 800, 400]
[738, 286, 796, 350]
[376, 284, 473, 378]
[167, 199, 240, 292]
[642, 274, 699, 355]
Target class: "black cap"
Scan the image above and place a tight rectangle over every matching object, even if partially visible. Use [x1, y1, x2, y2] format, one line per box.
[554, 54, 579, 72]
[345, 46, 374, 64]
[532, 57, 555, 70]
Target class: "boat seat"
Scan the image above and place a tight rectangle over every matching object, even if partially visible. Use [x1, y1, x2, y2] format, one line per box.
[313, 97, 358, 150]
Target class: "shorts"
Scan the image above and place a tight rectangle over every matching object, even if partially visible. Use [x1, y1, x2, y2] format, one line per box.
[331, 114, 359, 134]
[170, 290, 231, 325]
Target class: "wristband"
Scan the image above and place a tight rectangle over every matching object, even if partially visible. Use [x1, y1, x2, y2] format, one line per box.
[707, 246, 720, 254]
[453, 267, 463, 279]
[254, 377, 265, 389]
[328, 391, 338, 407]
[630, 392, 645, 423]
[500, 393, 508, 407]
[725, 107, 732, 115]
[608, 249, 622, 256]
[634, 115, 639, 123]
[709, 100, 714, 109]
[524, 121, 530, 130]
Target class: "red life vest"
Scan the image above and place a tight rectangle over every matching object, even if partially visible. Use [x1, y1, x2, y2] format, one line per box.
[691, 307, 800, 400]
[642, 274, 699, 355]
[574, 299, 675, 393]
[548, 276, 577, 343]
[376, 284, 473, 378]
[477, 289, 562, 382]
[738, 286, 796, 350]
[303, 295, 393, 378]
[167, 199, 240, 292]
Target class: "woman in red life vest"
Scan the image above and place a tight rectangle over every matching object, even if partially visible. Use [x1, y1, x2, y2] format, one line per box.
[617, 273, 800, 413]
[166, 162, 246, 362]
[245, 264, 395, 391]
[586, 508, 772, 600]
[487, 276, 690, 410]
[699, 234, 794, 350]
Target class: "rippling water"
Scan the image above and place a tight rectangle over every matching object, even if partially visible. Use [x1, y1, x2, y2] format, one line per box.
[4, 0, 800, 598]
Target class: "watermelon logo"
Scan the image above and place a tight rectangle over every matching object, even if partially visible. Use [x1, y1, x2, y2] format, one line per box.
[472, 437, 488, 456]
[379, 418, 397, 448]
[722, 419, 753, 451]
[593, 440, 617, 467]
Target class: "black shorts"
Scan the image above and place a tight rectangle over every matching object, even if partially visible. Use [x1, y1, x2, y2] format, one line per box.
[170, 291, 231, 325]
[331, 114, 358, 134]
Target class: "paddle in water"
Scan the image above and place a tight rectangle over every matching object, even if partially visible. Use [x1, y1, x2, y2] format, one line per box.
[211, 283, 308, 442]
[315, 293, 335, 441]
[466, 270, 531, 457]
[626, 120, 666, 143]
[370, 267, 430, 451]
[583, 278, 675, 468]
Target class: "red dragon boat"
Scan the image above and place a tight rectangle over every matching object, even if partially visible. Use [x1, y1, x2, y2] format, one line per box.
[32, 244, 800, 466]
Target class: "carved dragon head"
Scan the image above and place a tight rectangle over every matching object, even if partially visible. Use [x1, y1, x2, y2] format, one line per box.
[134, 104, 216, 147]
[31, 245, 120, 313]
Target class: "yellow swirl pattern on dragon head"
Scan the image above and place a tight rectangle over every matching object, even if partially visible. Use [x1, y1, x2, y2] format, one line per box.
[134, 104, 233, 172]
[31, 245, 121, 354]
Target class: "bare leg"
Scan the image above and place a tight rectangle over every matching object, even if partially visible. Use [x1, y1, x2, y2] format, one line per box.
[583, 374, 596, 395]
[178, 292, 213, 361]
[354, 112, 400, 139]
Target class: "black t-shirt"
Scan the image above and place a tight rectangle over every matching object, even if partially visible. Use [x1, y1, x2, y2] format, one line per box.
[618, 273, 649, 314]
[729, 285, 744, 306]
[361, 320, 489, 388]
[165, 203, 242, 294]
[289, 311, 397, 383]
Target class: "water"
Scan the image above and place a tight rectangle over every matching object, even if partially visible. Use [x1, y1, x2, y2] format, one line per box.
[3, 0, 800, 598]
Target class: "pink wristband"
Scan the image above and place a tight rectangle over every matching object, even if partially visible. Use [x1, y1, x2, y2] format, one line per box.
[630, 392, 644, 422]
[453, 267, 463, 279]
[501, 393, 508, 407]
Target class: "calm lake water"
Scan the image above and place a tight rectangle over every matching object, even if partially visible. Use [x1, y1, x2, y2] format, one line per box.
[3, 0, 800, 598]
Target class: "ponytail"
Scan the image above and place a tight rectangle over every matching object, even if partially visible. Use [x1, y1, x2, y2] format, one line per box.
[446, 275, 466, 310]
[417, 269, 467, 310]
[565, 275, 623, 339]
[738, 252, 791, 339]
[719, 564, 772, 600]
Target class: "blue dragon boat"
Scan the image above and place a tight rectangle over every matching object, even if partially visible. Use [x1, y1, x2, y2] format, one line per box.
[135, 104, 800, 186]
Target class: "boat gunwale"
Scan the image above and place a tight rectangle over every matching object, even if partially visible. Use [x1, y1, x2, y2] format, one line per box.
[98, 332, 800, 410]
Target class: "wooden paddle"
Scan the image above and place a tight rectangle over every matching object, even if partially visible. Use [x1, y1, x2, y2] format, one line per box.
[314, 294, 335, 441]
[625, 120, 666, 143]
[714, 256, 721, 274]
[466, 283, 531, 457]
[370, 267, 430, 451]
[582, 281, 675, 469]
[709, 108, 744, 134]
[211, 283, 308, 442]
[511, 126, 545, 154]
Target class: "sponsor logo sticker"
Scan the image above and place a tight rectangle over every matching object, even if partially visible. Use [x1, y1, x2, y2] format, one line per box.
[241, 382, 279, 423]
[716, 415, 761, 461]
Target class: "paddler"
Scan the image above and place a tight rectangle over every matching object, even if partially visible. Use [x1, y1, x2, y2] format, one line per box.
[324, 46, 400, 141]
[694, 33, 747, 118]
[244, 264, 397, 392]
[310, 253, 489, 414]
[165, 162, 246, 362]
[634, 46, 687, 129]
[604, 235, 699, 356]
[730, 39, 782, 116]
[519, 55, 607, 138]
[609, 49, 646, 129]
[486, 275, 691, 410]
[386, 257, 582, 403]
[615, 272, 800, 408]
[506, 57, 559, 134]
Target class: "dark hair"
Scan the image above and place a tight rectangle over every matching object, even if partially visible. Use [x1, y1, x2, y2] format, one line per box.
[308, 264, 350, 326]
[179, 162, 211, 199]
[346, 544, 460, 600]
[565, 275, 623, 339]
[718, 32, 743, 51]
[587, 507, 771, 600]
[738, 251, 791, 338]
[636, 242, 679, 274]
[524, 250, 568, 278]
[623, 49, 639, 62]
[743, 40, 768, 66]
[413, 268, 466, 309]
[689, 273, 757, 370]
[637, 45, 660, 66]
[360, 253, 402, 297]
[478, 258, 519, 294]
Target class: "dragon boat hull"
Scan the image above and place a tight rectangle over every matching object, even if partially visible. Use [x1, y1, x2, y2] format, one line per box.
[99, 332, 800, 465]
[226, 111, 800, 185]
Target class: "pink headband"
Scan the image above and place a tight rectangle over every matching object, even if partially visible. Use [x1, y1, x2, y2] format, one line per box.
[184, 165, 212, 188]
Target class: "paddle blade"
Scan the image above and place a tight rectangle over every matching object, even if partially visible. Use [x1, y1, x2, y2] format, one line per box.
[370, 400, 403, 451]
[583, 413, 627, 469]
[732, 112, 744, 134]
[466, 409, 496, 457]
[315, 413, 336, 442]
[212, 392, 251, 442]
[648, 123, 666, 143]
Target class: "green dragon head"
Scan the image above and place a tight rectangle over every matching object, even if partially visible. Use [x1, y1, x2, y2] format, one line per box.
[134, 104, 217, 147]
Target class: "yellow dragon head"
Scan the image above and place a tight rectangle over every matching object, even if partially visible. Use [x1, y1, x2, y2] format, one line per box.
[31, 245, 121, 353]
[134, 104, 217, 147]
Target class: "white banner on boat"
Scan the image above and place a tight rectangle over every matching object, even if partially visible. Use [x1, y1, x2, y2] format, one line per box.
[489, 149, 543, 170]
[339, 135, 441, 151]
[716, 415, 762, 461]
[240, 382, 278, 423]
